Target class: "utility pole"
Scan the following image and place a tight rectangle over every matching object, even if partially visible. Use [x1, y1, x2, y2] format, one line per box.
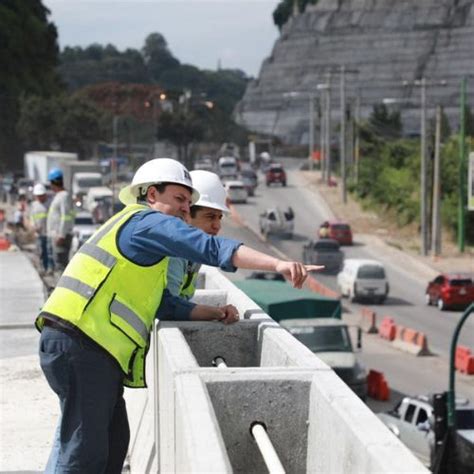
[458, 77, 467, 252]
[405, 78, 447, 256]
[431, 105, 442, 256]
[354, 95, 360, 186]
[419, 77, 428, 256]
[308, 93, 315, 171]
[340, 65, 347, 203]
[325, 73, 332, 184]
[319, 95, 325, 178]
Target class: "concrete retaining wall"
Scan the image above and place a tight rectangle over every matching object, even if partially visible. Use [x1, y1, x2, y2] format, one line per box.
[126, 266, 427, 473]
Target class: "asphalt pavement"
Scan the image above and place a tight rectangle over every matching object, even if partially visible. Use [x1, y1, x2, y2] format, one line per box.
[0, 251, 57, 472]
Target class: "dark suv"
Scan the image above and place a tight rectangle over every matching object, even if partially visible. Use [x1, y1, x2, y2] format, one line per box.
[266, 164, 286, 186]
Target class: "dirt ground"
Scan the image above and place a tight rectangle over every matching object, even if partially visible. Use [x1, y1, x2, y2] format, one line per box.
[301, 170, 474, 275]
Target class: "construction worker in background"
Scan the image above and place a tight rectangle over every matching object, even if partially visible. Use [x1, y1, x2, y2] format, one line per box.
[36, 158, 323, 473]
[29, 183, 51, 274]
[319, 220, 330, 238]
[166, 170, 230, 300]
[46, 168, 74, 274]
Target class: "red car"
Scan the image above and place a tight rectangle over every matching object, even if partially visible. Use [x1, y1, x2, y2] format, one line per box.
[319, 221, 353, 245]
[266, 164, 286, 186]
[425, 273, 474, 310]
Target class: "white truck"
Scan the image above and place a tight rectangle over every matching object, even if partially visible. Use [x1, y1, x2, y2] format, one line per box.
[280, 318, 367, 400]
[24, 151, 78, 184]
[60, 161, 103, 205]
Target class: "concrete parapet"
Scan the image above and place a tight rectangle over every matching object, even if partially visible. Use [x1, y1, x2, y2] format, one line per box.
[174, 373, 232, 472]
[126, 267, 428, 473]
[307, 371, 426, 473]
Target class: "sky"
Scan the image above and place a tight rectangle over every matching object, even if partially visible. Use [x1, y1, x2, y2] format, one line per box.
[43, 0, 282, 77]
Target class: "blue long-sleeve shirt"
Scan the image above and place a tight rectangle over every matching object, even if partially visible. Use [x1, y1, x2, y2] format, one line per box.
[118, 209, 242, 321]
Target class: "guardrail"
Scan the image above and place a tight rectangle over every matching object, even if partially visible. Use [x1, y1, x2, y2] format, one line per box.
[125, 266, 428, 473]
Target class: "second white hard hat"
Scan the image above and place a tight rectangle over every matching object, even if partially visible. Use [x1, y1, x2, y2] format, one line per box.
[190, 170, 230, 213]
[33, 183, 47, 196]
[119, 158, 199, 205]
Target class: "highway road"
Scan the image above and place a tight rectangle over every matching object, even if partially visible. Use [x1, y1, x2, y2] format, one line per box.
[221, 167, 473, 407]
[230, 158, 474, 358]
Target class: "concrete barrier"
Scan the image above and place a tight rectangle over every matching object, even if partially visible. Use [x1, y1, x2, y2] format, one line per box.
[379, 316, 397, 341]
[392, 325, 432, 356]
[455, 345, 474, 375]
[360, 307, 378, 334]
[126, 266, 427, 473]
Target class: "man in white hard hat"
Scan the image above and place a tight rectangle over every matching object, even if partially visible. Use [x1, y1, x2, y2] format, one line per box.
[166, 170, 230, 300]
[35, 158, 322, 473]
[29, 183, 51, 273]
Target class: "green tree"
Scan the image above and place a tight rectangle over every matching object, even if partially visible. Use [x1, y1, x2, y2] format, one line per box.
[142, 33, 180, 82]
[368, 103, 402, 139]
[59, 44, 149, 90]
[156, 110, 204, 169]
[0, 0, 60, 170]
[273, 0, 319, 31]
[17, 94, 107, 158]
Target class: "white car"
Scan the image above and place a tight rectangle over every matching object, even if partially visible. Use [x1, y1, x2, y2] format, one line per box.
[337, 258, 389, 303]
[69, 211, 100, 259]
[224, 180, 247, 204]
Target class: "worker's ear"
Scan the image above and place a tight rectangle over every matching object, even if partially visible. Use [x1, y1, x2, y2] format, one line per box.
[146, 186, 157, 204]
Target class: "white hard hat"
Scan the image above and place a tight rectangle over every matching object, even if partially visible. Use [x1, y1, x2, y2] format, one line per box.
[190, 170, 230, 213]
[33, 183, 47, 196]
[260, 151, 270, 159]
[119, 158, 199, 205]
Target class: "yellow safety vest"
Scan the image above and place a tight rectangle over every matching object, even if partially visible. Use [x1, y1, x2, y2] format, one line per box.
[36, 204, 168, 388]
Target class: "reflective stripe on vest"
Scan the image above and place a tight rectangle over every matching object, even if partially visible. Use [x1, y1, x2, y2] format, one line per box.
[37, 204, 168, 388]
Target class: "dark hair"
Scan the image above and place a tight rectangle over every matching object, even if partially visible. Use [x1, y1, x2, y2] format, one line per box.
[50, 178, 63, 187]
[190, 205, 206, 218]
[137, 183, 168, 201]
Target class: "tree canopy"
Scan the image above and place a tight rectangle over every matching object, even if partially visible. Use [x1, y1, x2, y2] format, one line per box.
[273, 0, 319, 31]
[0, 0, 60, 170]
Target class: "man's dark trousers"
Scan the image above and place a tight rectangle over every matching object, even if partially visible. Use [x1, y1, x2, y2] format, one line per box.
[40, 325, 130, 473]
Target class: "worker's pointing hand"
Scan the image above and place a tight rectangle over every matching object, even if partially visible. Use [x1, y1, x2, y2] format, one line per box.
[275, 261, 324, 288]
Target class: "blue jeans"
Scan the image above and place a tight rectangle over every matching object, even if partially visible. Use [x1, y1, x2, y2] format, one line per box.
[39, 326, 130, 473]
[38, 235, 53, 271]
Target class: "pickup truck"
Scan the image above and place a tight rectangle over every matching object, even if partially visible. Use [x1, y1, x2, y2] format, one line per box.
[302, 238, 344, 274]
[377, 395, 474, 469]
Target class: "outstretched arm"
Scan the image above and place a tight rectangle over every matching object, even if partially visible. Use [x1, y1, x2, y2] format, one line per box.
[231, 245, 323, 288]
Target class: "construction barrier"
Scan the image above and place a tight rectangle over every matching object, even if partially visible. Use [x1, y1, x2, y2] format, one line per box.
[0, 237, 11, 251]
[360, 307, 378, 334]
[392, 325, 431, 356]
[455, 346, 474, 375]
[379, 317, 397, 341]
[367, 370, 390, 401]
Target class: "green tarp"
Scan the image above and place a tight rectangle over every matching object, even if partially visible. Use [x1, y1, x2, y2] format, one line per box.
[235, 280, 341, 321]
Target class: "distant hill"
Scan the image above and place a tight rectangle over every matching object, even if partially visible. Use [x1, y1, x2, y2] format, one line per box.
[235, 0, 474, 143]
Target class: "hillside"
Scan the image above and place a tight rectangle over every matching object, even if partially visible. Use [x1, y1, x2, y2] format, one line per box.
[235, 0, 474, 143]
